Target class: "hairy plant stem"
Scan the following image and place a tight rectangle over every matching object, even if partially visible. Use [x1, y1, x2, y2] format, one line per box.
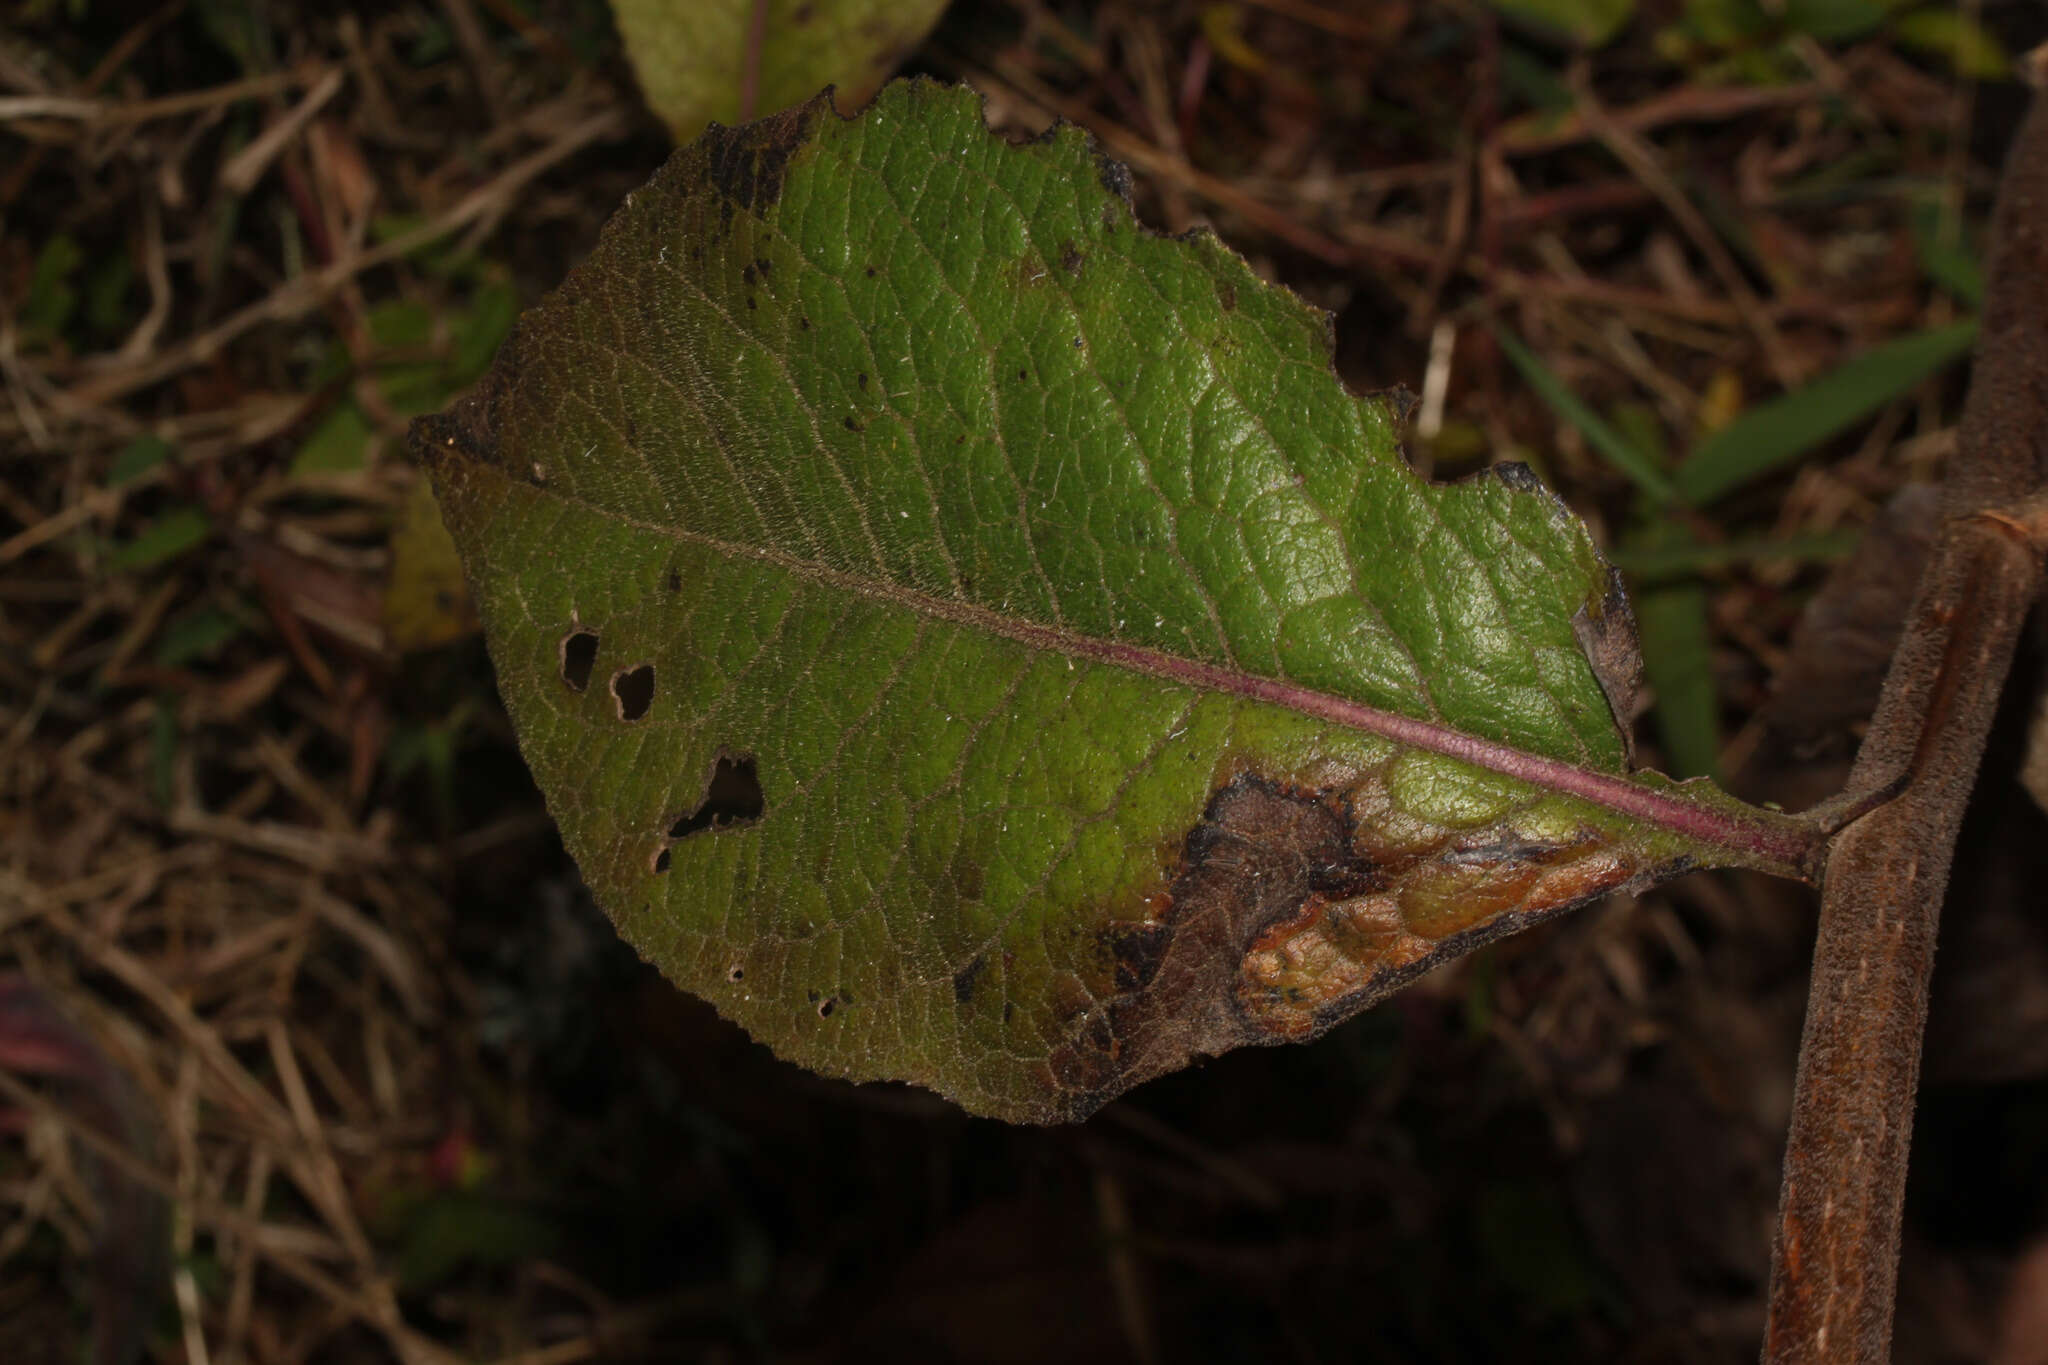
[1763, 65, 2048, 1364]
[1764, 516, 2039, 1363]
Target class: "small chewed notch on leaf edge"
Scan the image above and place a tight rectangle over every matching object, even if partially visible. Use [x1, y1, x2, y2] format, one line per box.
[413, 79, 1818, 1125]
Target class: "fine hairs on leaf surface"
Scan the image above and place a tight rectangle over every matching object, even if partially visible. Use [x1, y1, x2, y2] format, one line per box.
[413, 79, 1823, 1125]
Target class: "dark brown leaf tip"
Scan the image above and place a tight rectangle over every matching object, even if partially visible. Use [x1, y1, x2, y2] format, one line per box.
[408, 385, 500, 485]
[695, 93, 831, 230]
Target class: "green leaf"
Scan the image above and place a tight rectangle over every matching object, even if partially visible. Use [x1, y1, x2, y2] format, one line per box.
[292, 281, 524, 477]
[1633, 561, 1720, 779]
[292, 401, 378, 476]
[1891, 8, 2011, 82]
[1677, 320, 1978, 505]
[384, 480, 477, 652]
[111, 506, 212, 572]
[1780, 0, 1884, 42]
[370, 213, 479, 278]
[368, 298, 436, 350]
[22, 233, 84, 343]
[414, 81, 1815, 1123]
[1606, 529, 1859, 584]
[611, 0, 951, 142]
[108, 435, 174, 487]
[155, 603, 248, 669]
[454, 280, 519, 383]
[1910, 196, 1986, 307]
[1482, 0, 1636, 47]
[1675, 0, 1769, 46]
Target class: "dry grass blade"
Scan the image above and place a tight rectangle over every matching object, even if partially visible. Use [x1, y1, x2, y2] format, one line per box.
[58, 103, 628, 408]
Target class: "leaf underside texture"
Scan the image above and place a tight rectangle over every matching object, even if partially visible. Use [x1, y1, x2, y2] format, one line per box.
[415, 80, 1807, 1123]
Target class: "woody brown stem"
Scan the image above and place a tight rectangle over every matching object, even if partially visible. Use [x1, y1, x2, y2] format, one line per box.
[1764, 516, 2039, 1363]
[1763, 62, 2048, 1364]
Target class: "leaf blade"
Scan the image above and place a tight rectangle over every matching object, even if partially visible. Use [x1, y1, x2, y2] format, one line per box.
[418, 81, 1811, 1122]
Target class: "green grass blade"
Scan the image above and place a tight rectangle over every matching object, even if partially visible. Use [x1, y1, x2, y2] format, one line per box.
[1632, 563, 1720, 781]
[1911, 197, 1986, 307]
[1492, 325, 1680, 506]
[1606, 529, 1861, 585]
[1677, 320, 1978, 505]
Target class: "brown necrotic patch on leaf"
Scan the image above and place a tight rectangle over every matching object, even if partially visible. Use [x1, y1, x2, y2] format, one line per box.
[952, 954, 987, 1004]
[1032, 768, 1670, 1121]
[698, 95, 826, 231]
[1040, 773, 1370, 1111]
[410, 387, 506, 490]
[1095, 154, 1134, 202]
[1241, 832, 1635, 1040]
[1109, 922, 1173, 993]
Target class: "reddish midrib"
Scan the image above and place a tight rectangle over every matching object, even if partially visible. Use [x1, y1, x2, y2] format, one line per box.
[473, 455, 1822, 877]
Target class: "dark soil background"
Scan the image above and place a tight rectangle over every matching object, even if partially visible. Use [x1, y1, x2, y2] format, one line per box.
[5, 2, 2048, 1362]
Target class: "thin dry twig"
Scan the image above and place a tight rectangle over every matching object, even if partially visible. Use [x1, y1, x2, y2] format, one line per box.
[1567, 64, 1801, 389]
[0, 66, 321, 128]
[1496, 80, 1826, 156]
[218, 67, 347, 196]
[438, 0, 509, 124]
[55, 103, 627, 408]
